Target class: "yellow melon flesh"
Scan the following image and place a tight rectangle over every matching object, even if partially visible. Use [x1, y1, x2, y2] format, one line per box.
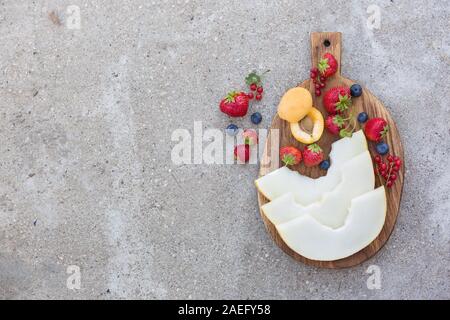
[277, 87, 313, 123]
[290, 107, 324, 144]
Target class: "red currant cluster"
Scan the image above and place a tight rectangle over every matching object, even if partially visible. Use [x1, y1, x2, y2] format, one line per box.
[248, 83, 263, 101]
[310, 67, 326, 96]
[374, 154, 402, 188]
[245, 70, 269, 102]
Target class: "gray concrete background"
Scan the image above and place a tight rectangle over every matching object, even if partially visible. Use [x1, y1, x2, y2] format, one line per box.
[0, 0, 449, 299]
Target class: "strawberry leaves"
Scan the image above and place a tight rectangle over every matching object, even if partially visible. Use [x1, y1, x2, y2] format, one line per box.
[281, 154, 296, 166]
[225, 91, 238, 103]
[335, 93, 351, 112]
[245, 72, 261, 86]
[245, 70, 270, 86]
[318, 58, 330, 74]
[307, 143, 322, 154]
[380, 125, 389, 139]
[332, 114, 345, 127]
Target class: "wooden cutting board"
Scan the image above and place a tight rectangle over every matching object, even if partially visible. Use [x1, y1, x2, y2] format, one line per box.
[257, 32, 404, 268]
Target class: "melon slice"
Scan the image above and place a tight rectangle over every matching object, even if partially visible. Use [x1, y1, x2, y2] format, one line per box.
[276, 186, 387, 261]
[261, 151, 375, 228]
[255, 130, 367, 204]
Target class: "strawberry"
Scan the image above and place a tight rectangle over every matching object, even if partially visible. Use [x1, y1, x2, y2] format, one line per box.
[364, 118, 389, 142]
[325, 114, 345, 135]
[318, 53, 338, 78]
[303, 143, 324, 167]
[219, 91, 249, 117]
[279, 146, 302, 166]
[243, 129, 258, 145]
[323, 87, 351, 114]
[234, 144, 250, 163]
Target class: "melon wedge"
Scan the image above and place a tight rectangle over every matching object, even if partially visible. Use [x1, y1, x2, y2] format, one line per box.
[255, 130, 368, 205]
[276, 187, 387, 261]
[261, 151, 375, 228]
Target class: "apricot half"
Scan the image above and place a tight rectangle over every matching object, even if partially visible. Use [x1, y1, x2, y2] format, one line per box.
[290, 107, 324, 144]
[277, 87, 313, 123]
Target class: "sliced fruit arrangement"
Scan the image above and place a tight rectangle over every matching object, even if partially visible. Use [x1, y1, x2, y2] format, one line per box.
[277, 87, 324, 144]
[255, 130, 387, 261]
[256, 131, 368, 204]
[263, 151, 375, 228]
[290, 108, 324, 145]
[276, 186, 386, 262]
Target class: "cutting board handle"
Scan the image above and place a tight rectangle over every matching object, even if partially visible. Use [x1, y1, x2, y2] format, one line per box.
[310, 32, 342, 77]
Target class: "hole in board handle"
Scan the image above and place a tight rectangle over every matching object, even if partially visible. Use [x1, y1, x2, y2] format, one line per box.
[323, 39, 331, 47]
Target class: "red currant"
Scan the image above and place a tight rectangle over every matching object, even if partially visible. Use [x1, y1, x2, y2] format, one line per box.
[393, 165, 400, 172]
[380, 170, 386, 177]
[320, 82, 325, 88]
[247, 92, 254, 100]
[310, 67, 318, 75]
[380, 163, 387, 171]
[255, 93, 262, 101]
[315, 89, 321, 96]
[386, 181, 393, 188]
[320, 76, 326, 82]
[250, 83, 257, 91]
[315, 83, 320, 89]
[390, 173, 397, 181]
[395, 159, 402, 167]
[375, 155, 381, 163]
[387, 155, 393, 162]
[256, 86, 263, 94]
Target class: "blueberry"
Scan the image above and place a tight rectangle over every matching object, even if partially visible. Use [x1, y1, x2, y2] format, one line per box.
[357, 112, 368, 123]
[226, 124, 239, 136]
[376, 142, 389, 155]
[251, 112, 262, 124]
[319, 160, 330, 170]
[350, 84, 362, 97]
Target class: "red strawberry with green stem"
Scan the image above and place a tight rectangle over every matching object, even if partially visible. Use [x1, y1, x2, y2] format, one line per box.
[318, 53, 338, 78]
[279, 146, 302, 166]
[323, 87, 352, 114]
[220, 91, 249, 117]
[303, 143, 324, 167]
[325, 114, 345, 135]
[364, 118, 389, 142]
[234, 144, 250, 163]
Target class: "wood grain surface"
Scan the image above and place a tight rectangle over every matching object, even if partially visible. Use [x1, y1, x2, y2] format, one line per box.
[257, 32, 404, 268]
